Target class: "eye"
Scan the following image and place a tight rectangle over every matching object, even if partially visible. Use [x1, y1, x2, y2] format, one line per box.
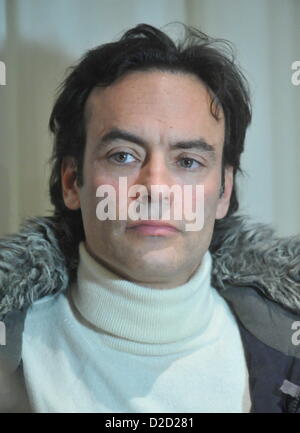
[109, 151, 137, 164]
[178, 157, 203, 169]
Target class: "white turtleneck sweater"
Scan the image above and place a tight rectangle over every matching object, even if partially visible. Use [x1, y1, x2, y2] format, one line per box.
[22, 242, 251, 413]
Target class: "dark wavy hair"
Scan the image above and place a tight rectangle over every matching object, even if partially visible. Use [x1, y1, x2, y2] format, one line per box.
[48, 23, 252, 266]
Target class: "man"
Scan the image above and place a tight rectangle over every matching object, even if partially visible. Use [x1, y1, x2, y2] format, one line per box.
[1, 23, 300, 413]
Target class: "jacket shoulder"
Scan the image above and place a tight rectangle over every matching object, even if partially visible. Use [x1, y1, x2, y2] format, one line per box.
[220, 284, 300, 359]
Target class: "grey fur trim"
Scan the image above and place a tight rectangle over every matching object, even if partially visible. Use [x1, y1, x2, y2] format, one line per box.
[0, 217, 69, 319]
[0, 214, 300, 320]
[211, 216, 300, 314]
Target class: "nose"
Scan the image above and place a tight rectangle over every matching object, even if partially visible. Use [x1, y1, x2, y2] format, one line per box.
[137, 152, 174, 195]
[133, 152, 178, 220]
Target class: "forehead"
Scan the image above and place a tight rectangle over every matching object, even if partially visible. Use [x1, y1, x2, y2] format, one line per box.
[85, 70, 224, 147]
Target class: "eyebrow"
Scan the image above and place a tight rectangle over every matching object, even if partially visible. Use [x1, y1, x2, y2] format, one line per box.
[99, 127, 216, 159]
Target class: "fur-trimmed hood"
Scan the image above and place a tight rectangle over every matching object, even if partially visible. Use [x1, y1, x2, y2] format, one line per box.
[0, 214, 300, 321]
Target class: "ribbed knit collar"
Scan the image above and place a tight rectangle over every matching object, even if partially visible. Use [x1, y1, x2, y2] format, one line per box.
[71, 242, 215, 350]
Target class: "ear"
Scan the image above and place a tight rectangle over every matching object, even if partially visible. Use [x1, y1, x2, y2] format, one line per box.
[216, 166, 233, 219]
[61, 157, 81, 210]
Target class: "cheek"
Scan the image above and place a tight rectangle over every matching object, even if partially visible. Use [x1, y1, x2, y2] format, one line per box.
[201, 177, 222, 218]
[79, 167, 120, 219]
[86, 163, 120, 199]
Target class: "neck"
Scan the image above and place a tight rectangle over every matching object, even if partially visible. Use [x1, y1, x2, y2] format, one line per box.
[84, 241, 202, 289]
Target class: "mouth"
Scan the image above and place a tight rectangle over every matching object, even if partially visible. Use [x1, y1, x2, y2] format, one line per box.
[126, 221, 180, 237]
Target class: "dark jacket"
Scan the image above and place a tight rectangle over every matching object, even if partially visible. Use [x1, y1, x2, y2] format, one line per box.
[1, 215, 300, 413]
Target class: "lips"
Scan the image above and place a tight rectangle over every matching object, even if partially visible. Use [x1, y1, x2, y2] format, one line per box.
[126, 221, 180, 236]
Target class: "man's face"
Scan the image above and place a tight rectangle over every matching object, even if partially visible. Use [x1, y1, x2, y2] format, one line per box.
[62, 70, 233, 288]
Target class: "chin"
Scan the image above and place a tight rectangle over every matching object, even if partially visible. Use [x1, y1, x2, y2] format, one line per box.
[133, 252, 180, 274]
